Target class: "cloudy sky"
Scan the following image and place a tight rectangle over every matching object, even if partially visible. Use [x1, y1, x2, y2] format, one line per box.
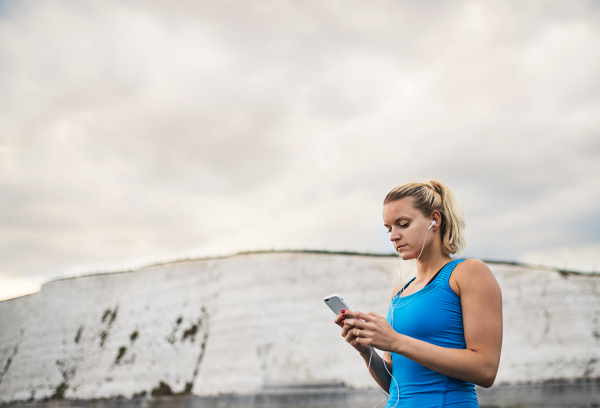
[1, 0, 599, 300]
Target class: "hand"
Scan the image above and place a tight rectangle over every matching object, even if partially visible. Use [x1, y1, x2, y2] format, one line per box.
[334, 310, 370, 355]
[342, 310, 401, 353]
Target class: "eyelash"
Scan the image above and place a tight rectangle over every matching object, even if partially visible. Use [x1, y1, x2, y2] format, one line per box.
[386, 223, 409, 233]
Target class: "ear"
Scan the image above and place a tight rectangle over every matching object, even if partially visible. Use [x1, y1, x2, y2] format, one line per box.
[431, 211, 442, 230]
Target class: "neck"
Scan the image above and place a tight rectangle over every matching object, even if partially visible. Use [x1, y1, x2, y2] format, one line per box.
[415, 246, 452, 282]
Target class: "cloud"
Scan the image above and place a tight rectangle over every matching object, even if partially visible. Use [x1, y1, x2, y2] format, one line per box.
[1, 0, 600, 299]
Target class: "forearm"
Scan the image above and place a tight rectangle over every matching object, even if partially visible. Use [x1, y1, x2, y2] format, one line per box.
[359, 347, 392, 392]
[390, 334, 497, 388]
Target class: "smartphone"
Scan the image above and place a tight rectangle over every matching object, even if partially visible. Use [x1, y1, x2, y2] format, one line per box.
[323, 293, 352, 315]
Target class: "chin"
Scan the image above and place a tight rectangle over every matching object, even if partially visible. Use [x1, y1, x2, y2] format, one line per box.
[399, 252, 413, 261]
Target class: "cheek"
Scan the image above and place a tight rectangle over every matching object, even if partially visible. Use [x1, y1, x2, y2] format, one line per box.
[404, 229, 417, 242]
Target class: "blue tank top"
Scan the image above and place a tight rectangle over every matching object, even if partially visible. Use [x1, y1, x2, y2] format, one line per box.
[384, 260, 479, 408]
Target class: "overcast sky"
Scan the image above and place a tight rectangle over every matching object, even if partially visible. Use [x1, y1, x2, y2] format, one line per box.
[1, 0, 599, 300]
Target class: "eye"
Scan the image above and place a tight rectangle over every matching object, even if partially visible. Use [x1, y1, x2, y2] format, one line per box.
[386, 229, 391, 234]
[400, 223, 409, 228]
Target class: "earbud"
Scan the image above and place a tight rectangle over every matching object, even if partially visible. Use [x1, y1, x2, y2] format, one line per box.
[431, 220, 436, 227]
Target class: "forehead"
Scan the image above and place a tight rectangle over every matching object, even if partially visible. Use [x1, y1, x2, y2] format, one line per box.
[382, 197, 421, 222]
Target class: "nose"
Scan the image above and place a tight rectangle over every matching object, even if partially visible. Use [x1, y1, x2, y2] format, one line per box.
[389, 227, 401, 243]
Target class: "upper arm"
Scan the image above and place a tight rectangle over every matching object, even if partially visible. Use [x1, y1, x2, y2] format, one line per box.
[454, 260, 503, 369]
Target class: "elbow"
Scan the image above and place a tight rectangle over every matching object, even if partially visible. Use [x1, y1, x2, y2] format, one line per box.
[477, 377, 495, 389]
[476, 367, 498, 389]
[470, 351, 500, 388]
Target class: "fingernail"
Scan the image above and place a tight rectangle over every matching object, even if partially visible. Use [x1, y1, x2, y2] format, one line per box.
[342, 320, 345, 324]
[341, 310, 346, 314]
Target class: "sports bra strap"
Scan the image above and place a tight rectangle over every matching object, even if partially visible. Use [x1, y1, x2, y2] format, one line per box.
[438, 259, 464, 286]
[397, 277, 416, 296]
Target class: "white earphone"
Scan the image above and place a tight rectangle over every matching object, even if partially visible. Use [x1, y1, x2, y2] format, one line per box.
[396, 220, 436, 279]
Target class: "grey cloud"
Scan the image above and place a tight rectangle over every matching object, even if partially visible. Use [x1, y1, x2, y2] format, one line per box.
[1, 0, 600, 299]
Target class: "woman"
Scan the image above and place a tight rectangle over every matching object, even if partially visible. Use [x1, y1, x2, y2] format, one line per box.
[335, 180, 502, 408]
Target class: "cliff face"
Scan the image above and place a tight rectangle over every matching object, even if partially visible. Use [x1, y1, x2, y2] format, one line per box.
[1, 252, 599, 402]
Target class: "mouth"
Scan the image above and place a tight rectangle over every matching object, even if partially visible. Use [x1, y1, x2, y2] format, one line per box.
[396, 245, 407, 251]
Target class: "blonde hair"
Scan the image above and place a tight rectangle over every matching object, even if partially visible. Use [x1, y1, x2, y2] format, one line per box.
[384, 180, 466, 256]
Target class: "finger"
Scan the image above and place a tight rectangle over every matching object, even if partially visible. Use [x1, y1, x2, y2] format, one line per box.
[341, 321, 356, 336]
[343, 310, 357, 318]
[336, 320, 347, 329]
[349, 311, 376, 322]
[368, 311, 386, 320]
[354, 328, 375, 338]
[342, 310, 367, 320]
[357, 330, 375, 340]
[355, 329, 375, 342]
[343, 318, 368, 329]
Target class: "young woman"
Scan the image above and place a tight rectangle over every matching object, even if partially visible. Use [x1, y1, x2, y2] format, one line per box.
[334, 180, 502, 408]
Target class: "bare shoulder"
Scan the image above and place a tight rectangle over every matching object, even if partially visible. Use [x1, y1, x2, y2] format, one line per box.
[450, 259, 501, 298]
[455, 259, 492, 276]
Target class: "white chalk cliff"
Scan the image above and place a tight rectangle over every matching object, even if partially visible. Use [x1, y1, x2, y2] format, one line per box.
[1, 252, 599, 403]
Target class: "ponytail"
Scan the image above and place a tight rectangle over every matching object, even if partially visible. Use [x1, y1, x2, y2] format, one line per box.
[384, 180, 466, 256]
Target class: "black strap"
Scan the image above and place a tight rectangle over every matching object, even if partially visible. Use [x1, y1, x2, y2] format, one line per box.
[425, 269, 442, 287]
[402, 264, 446, 291]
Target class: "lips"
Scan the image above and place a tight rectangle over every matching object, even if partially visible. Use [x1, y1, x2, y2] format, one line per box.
[396, 245, 407, 251]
